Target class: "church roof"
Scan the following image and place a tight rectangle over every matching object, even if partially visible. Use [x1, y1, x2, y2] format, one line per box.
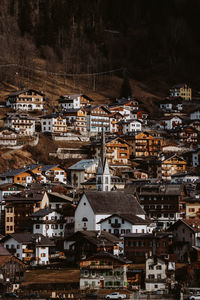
[83, 191, 145, 215]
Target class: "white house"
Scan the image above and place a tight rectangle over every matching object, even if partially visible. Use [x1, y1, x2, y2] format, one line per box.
[120, 119, 142, 134]
[58, 94, 92, 110]
[74, 191, 146, 232]
[0, 129, 17, 146]
[2, 233, 54, 265]
[190, 109, 200, 120]
[31, 208, 65, 238]
[159, 98, 183, 113]
[40, 114, 67, 134]
[85, 105, 111, 133]
[145, 257, 175, 292]
[160, 116, 182, 130]
[42, 165, 67, 184]
[4, 113, 36, 136]
[98, 213, 153, 236]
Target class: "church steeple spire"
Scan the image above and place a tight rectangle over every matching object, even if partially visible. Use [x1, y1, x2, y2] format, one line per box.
[100, 128, 106, 167]
[96, 129, 111, 192]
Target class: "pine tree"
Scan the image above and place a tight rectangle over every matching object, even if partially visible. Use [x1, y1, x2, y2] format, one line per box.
[120, 73, 132, 98]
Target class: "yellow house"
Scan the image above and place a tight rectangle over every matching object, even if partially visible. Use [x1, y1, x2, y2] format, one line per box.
[159, 154, 187, 181]
[169, 84, 192, 100]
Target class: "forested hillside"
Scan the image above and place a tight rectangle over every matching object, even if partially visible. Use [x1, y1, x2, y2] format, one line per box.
[0, 0, 200, 98]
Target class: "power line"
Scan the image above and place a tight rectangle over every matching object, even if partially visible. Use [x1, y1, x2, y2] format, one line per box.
[0, 63, 125, 77]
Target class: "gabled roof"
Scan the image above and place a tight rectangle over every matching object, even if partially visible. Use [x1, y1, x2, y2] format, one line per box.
[2, 233, 54, 247]
[98, 213, 150, 225]
[86, 251, 128, 264]
[83, 191, 145, 215]
[68, 159, 98, 171]
[48, 192, 73, 203]
[0, 167, 32, 178]
[30, 207, 54, 217]
[66, 230, 119, 247]
[7, 89, 45, 97]
[42, 164, 60, 172]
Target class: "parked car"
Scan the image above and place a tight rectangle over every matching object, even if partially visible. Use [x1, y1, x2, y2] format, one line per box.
[105, 292, 126, 299]
[189, 295, 200, 300]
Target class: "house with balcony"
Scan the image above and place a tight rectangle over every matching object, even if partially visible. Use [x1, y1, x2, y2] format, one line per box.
[40, 113, 67, 135]
[159, 97, 183, 113]
[124, 131, 163, 158]
[158, 154, 187, 181]
[2, 233, 54, 265]
[91, 137, 131, 166]
[0, 129, 17, 146]
[159, 116, 183, 130]
[42, 164, 67, 184]
[85, 105, 111, 133]
[6, 89, 45, 111]
[119, 119, 142, 134]
[75, 191, 146, 232]
[58, 94, 93, 110]
[133, 183, 183, 230]
[109, 112, 123, 133]
[169, 84, 192, 100]
[168, 218, 200, 262]
[0, 244, 26, 293]
[80, 252, 128, 290]
[4, 113, 36, 136]
[63, 108, 87, 133]
[4, 188, 49, 234]
[123, 232, 173, 263]
[64, 230, 120, 262]
[31, 208, 65, 238]
[145, 256, 175, 292]
[98, 213, 154, 236]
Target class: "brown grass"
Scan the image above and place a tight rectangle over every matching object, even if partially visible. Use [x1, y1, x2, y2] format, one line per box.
[22, 268, 80, 286]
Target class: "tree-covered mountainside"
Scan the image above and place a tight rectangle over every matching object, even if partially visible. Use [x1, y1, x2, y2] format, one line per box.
[0, 0, 200, 94]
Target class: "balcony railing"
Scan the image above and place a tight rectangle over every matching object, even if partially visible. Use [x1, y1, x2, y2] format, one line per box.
[111, 223, 121, 228]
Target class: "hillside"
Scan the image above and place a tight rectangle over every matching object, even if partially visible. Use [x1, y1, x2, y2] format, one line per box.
[0, 0, 199, 172]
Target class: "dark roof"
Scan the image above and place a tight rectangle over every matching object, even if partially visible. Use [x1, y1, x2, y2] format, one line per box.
[98, 213, 150, 225]
[42, 165, 59, 172]
[30, 208, 54, 217]
[83, 191, 145, 215]
[47, 192, 73, 203]
[0, 244, 11, 256]
[66, 230, 119, 247]
[85, 251, 129, 264]
[7, 89, 45, 97]
[2, 233, 54, 247]
[124, 232, 171, 239]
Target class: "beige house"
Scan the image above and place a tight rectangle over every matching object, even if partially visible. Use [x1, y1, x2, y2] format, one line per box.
[6, 89, 45, 111]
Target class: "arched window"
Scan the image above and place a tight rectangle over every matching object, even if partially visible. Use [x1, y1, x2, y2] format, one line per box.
[82, 217, 88, 222]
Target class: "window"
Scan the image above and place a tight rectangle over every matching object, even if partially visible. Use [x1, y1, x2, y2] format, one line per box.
[157, 274, 161, 279]
[149, 265, 154, 270]
[36, 225, 40, 229]
[41, 253, 46, 257]
[156, 265, 161, 270]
